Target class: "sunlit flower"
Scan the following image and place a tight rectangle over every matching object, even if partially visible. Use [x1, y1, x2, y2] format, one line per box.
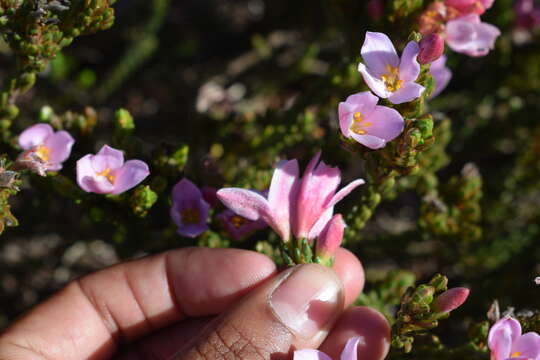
[76, 145, 149, 195]
[17, 123, 75, 173]
[217, 209, 267, 241]
[217, 152, 364, 242]
[488, 317, 540, 360]
[339, 91, 404, 150]
[445, 14, 501, 57]
[294, 337, 361, 360]
[358, 32, 425, 104]
[430, 55, 452, 98]
[170, 178, 210, 238]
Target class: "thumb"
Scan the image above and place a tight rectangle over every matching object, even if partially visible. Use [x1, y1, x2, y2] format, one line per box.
[175, 263, 345, 360]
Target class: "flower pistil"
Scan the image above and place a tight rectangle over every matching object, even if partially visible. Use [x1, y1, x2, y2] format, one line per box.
[381, 64, 403, 92]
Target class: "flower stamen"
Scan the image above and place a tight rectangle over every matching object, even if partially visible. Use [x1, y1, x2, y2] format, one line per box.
[35, 145, 50, 162]
[96, 168, 115, 184]
[181, 208, 201, 224]
[231, 215, 247, 228]
[351, 111, 369, 135]
[381, 64, 403, 92]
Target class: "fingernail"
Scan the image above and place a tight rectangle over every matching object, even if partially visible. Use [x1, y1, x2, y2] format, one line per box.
[269, 264, 344, 339]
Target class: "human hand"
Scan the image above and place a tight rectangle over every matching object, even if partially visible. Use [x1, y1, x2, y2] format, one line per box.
[0, 247, 390, 360]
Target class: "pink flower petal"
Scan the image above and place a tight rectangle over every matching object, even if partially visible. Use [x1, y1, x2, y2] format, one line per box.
[18, 124, 54, 149]
[361, 32, 400, 78]
[43, 130, 75, 164]
[217, 188, 270, 221]
[295, 155, 341, 239]
[350, 133, 387, 149]
[489, 317, 523, 360]
[76, 154, 115, 194]
[399, 41, 421, 82]
[268, 159, 300, 242]
[512, 332, 540, 359]
[338, 92, 379, 138]
[446, 15, 500, 57]
[327, 178, 365, 209]
[111, 160, 150, 195]
[430, 55, 453, 98]
[358, 63, 389, 98]
[387, 81, 425, 104]
[365, 105, 404, 142]
[294, 349, 333, 360]
[340, 337, 361, 360]
[96, 145, 124, 170]
[308, 206, 334, 240]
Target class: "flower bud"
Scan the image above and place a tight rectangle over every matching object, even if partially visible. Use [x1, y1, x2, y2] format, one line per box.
[433, 287, 470, 313]
[316, 214, 345, 260]
[418, 34, 445, 64]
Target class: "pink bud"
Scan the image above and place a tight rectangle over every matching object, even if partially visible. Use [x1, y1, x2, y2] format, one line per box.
[316, 214, 345, 259]
[434, 287, 470, 313]
[418, 34, 445, 64]
[367, 0, 385, 21]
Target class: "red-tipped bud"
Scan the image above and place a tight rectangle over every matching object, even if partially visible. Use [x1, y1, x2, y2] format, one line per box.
[434, 287, 470, 313]
[316, 214, 345, 259]
[367, 0, 385, 21]
[418, 34, 445, 64]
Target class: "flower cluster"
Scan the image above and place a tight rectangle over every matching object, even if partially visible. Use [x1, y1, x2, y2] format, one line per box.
[418, 0, 500, 57]
[15, 124, 149, 195]
[488, 317, 540, 360]
[217, 151, 364, 263]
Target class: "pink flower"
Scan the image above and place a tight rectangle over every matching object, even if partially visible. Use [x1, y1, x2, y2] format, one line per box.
[316, 214, 345, 261]
[17, 123, 75, 172]
[445, 0, 495, 16]
[294, 337, 361, 360]
[217, 152, 364, 242]
[76, 145, 150, 195]
[445, 14, 501, 57]
[488, 317, 540, 360]
[433, 287, 470, 313]
[170, 178, 210, 238]
[339, 91, 404, 150]
[418, 34, 446, 64]
[535, 276, 540, 285]
[358, 32, 425, 104]
[217, 209, 267, 241]
[430, 55, 453, 98]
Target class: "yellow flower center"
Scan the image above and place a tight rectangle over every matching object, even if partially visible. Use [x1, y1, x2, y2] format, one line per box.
[181, 208, 200, 224]
[381, 64, 403, 92]
[511, 352, 522, 358]
[96, 168, 115, 184]
[350, 111, 373, 135]
[35, 145, 50, 162]
[231, 215, 247, 228]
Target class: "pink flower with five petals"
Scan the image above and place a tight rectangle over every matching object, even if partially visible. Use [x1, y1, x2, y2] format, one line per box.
[339, 91, 404, 149]
[17, 123, 75, 173]
[76, 145, 150, 195]
[358, 32, 425, 104]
